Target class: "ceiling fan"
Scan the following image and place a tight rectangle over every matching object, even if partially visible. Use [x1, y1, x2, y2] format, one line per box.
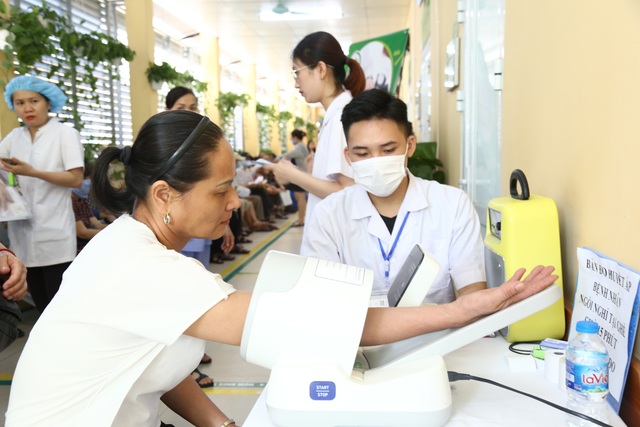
[261, 1, 342, 21]
[271, 1, 311, 17]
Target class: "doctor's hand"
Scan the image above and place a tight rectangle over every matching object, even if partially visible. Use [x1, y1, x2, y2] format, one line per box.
[452, 265, 558, 326]
[0, 249, 28, 301]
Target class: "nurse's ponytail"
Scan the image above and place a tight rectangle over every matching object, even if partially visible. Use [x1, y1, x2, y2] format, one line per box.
[343, 56, 365, 97]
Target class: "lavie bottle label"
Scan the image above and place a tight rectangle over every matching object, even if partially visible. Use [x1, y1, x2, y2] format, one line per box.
[566, 359, 609, 395]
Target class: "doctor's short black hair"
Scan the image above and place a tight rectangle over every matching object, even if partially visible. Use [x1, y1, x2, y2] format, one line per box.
[341, 89, 412, 142]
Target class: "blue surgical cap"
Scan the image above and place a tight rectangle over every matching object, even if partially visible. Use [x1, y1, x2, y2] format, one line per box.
[4, 75, 68, 113]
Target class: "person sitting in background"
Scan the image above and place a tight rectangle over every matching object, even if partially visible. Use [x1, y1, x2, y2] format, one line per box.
[86, 191, 117, 224]
[79, 160, 117, 225]
[254, 153, 288, 219]
[234, 157, 275, 221]
[227, 209, 249, 255]
[71, 171, 107, 253]
[238, 197, 274, 232]
[233, 154, 275, 229]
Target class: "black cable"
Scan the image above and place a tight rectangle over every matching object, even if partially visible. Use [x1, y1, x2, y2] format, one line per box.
[508, 340, 541, 355]
[448, 371, 613, 427]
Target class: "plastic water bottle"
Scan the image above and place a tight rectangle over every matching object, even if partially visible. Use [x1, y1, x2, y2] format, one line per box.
[565, 320, 609, 426]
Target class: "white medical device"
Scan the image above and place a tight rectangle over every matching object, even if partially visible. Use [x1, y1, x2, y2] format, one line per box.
[240, 250, 562, 427]
[386, 244, 440, 307]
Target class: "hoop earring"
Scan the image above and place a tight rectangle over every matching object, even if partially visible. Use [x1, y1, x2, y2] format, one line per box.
[163, 212, 171, 225]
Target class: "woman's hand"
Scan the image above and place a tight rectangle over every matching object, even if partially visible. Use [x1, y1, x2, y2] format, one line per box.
[361, 265, 558, 346]
[2, 160, 82, 188]
[452, 265, 558, 326]
[0, 251, 28, 301]
[221, 226, 235, 254]
[0, 181, 14, 211]
[1, 158, 35, 177]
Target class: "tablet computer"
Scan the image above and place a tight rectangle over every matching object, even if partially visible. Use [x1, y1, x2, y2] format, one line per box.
[387, 244, 440, 308]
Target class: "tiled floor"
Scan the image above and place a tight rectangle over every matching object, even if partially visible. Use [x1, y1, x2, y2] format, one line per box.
[0, 216, 303, 426]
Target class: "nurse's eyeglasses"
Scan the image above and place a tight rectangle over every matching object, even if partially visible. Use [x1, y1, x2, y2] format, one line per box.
[291, 64, 312, 81]
[290, 63, 335, 81]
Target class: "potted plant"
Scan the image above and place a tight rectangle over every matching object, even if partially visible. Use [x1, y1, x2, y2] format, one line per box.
[293, 116, 305, 128]
[407, 141, 445, 184]
[174, 70, 208, 93]
[215, 92, 250, 141]
[0, 2, 61, 80]
[0, 2, 136, 130]
[215, 92, 250, 124]
[276, 111, 293, 151]
[305, 121, 318, 142]
[145, 62, 181, 90]
[256, 103, 278, 150]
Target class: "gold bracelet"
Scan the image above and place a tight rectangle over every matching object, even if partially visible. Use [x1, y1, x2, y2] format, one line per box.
[220, 419, 235, 427]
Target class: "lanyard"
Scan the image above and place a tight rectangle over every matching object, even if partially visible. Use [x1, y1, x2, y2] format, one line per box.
[378, 211, 410, 278]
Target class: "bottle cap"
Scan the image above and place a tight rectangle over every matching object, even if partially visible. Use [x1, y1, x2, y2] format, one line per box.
[576, 320, 599, 333]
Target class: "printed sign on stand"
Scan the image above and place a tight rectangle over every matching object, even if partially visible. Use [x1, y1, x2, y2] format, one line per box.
[571, 247, 640, 412]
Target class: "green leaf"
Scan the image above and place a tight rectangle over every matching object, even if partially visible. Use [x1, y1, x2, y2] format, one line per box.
[407, 142, 446, 184]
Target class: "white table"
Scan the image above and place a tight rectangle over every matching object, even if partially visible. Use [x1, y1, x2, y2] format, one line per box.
[244, 336, 627, 426]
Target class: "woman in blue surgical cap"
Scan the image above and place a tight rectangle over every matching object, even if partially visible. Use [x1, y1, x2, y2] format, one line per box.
[0, 75, 84, 312]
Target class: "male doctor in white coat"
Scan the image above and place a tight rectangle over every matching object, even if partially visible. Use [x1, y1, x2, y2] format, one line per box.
[300, 89, 486, 304]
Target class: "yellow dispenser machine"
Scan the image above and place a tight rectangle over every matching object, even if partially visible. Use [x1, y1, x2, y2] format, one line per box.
[484, 170, 565, 342]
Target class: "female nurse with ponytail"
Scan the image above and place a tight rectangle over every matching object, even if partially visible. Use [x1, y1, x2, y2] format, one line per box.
[268, 31, 366, 228]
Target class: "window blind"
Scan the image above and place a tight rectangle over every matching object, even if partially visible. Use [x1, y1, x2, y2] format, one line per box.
[10, 0, 133, 147]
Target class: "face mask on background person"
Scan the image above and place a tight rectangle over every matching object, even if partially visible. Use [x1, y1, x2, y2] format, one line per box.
[350, 143, 408, 197]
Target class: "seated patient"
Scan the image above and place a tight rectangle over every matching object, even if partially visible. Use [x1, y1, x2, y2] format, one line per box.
[71, 168, 107, 253]
[301, 89, 485, 304]
[5, 110, 557, 426]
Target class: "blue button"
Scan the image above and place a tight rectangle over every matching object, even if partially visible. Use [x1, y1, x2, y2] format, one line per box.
[309, 381, 336, 400]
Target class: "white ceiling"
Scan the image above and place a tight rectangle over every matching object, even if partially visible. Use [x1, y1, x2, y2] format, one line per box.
[151, 0, 412, 92]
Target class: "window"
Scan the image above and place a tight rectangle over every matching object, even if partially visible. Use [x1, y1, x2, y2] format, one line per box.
[461, 0, 505, 225]
[10, 0, 133, 147]
[153, 33, 204, 113]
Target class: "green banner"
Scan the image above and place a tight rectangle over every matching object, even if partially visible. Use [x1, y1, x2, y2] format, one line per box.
[348, 29, 410, 95]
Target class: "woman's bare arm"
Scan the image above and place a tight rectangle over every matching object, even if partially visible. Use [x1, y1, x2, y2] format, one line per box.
[186, 266, 557, 348]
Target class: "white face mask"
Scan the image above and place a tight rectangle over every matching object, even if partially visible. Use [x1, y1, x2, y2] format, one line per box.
[350, 144, 408, 197]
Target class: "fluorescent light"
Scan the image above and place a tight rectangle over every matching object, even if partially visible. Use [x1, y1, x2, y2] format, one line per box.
[260, 6, 342, 22]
